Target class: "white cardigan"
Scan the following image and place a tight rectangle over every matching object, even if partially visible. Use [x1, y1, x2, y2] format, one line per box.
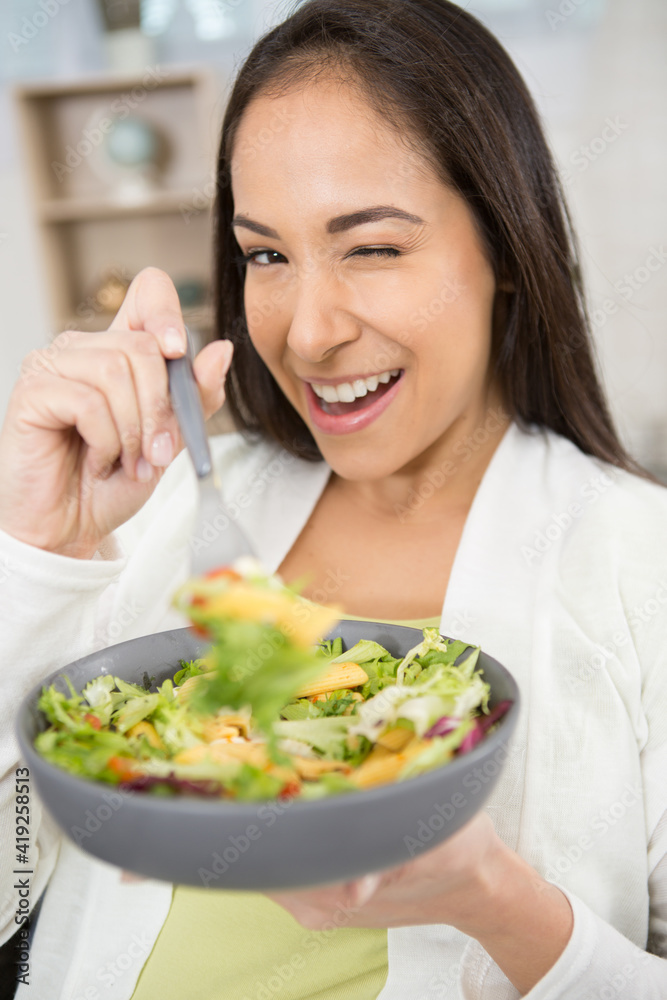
[1, 422, 666, 999]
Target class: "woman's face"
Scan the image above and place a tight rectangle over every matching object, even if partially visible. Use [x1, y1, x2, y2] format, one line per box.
[231, 77, 501, 481]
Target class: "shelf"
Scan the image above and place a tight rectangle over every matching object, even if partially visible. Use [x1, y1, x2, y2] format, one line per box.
[56, 303, 214, 336]
[184, 303, 215, 331]
[14, 67, 209, 99]
[40, 190, 213, 222]
[14, 68, 220, 336]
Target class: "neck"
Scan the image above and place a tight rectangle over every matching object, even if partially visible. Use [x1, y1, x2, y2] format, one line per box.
[330, 395, 510, 524]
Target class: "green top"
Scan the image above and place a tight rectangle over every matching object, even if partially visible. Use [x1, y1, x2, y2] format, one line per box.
[131, 615, 441, 1000]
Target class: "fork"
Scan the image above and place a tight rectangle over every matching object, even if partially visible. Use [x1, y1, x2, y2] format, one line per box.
[166, 334, 253, 576]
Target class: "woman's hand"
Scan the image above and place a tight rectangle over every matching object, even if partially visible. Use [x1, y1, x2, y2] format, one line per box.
[0, 267, 233, 560]
[269, 812, 502, 930]
[268, 811, 574, 994]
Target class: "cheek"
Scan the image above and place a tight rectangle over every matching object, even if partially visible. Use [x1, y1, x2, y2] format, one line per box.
[400, 263, 495, 406]
[395, 271, 489, 359]
[424, 255, 495, 357]
[243, 279, 292, 370]
[244, 282, 289, 342]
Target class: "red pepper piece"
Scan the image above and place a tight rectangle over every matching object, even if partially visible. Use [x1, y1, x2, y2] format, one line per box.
[107, 756, 139, 782]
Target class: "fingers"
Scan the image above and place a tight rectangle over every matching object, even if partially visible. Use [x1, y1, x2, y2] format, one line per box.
[2, 271, 223, 556]
[17, 259, 234, 491]
[23, 334, 235, 482]
[268, 871, 383, 930]
[192, 339, 235, 419]
[120, 870, 147, 884]
[33, 346, 144, 480]
[350, 873, 382, 908]
[19, 372, 123, 482]
[32, 334, 175, 482]
[109, 266, 187, 358]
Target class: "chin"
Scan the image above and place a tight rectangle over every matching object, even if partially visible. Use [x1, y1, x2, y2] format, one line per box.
[313, 440, 408, 482]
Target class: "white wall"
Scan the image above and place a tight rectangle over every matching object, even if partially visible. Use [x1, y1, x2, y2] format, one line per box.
[0, 158, 52, 424]
[480, 0, 667, 470]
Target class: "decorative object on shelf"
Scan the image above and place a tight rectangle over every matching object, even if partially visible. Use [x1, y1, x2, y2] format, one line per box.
[141, 0, 239, 41]
[175, 278, 207, 310]
[96, 0, 155, 73]
[93, 270, 133, 315]
[101, 115, 167, 201]
[97, 0, 141, 31]
[15, 69, 217, 336]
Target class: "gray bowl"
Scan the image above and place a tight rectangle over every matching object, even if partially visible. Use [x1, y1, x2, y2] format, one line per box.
[16, 622, 520, 890]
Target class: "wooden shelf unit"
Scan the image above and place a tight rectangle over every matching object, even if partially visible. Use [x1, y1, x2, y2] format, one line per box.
[14, 68, 222, 338]
[39, 189, 214, 222]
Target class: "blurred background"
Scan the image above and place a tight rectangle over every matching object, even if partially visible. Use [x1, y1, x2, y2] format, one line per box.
[0, 0, 665, 474]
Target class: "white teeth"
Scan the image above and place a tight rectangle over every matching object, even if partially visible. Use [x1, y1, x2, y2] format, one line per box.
[336, 382, 356, 403]
[311, 369, 400, 403]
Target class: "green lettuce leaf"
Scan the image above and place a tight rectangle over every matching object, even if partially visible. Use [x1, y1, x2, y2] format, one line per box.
[191, 620, 328, 740]
[318, 637, 343, 659]
[81, 674, 116, 726]
[38, 681, 87, 731]
[350, 630, 487, 741]
[34, 727, 129, 779]
[330, 639, 390, 665]
[173, 660, 206, 686]
[112, 693, 161, 733]
[273, 717, 354, 758]
[280, 699, 323, 721]
[298, 772, 357, 800]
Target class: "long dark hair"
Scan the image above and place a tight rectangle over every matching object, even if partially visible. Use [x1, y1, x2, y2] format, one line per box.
[214, 0, 639, 472]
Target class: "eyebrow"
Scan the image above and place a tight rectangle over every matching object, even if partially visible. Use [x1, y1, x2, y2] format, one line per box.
[232, 206, 424, 240]
[327, 206, 424, 234]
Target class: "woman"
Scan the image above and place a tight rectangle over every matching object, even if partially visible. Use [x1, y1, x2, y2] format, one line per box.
[1, 1, 666, 997]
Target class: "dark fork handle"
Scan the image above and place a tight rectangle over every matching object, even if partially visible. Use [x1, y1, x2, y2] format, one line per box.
[166, 350, 212, 479]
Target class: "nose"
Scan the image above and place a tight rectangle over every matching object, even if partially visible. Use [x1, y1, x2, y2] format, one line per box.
[286, 266, 361, 365]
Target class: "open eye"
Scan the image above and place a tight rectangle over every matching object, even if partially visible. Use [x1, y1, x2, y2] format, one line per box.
[241, 250, 287, 267]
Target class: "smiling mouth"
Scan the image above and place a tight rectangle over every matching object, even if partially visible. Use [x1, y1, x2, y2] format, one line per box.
[310, 370, 402, 416]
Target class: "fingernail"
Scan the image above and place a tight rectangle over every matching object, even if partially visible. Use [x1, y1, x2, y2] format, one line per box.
[354, 874, 381, 907]
[150, 431, 173, 467]
[136, 457, 153, 483]
[164, 326, 185, 356]
[121, 870, 147, 884]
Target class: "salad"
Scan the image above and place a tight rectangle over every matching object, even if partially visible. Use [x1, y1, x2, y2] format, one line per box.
[35, 560, 512, 802]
